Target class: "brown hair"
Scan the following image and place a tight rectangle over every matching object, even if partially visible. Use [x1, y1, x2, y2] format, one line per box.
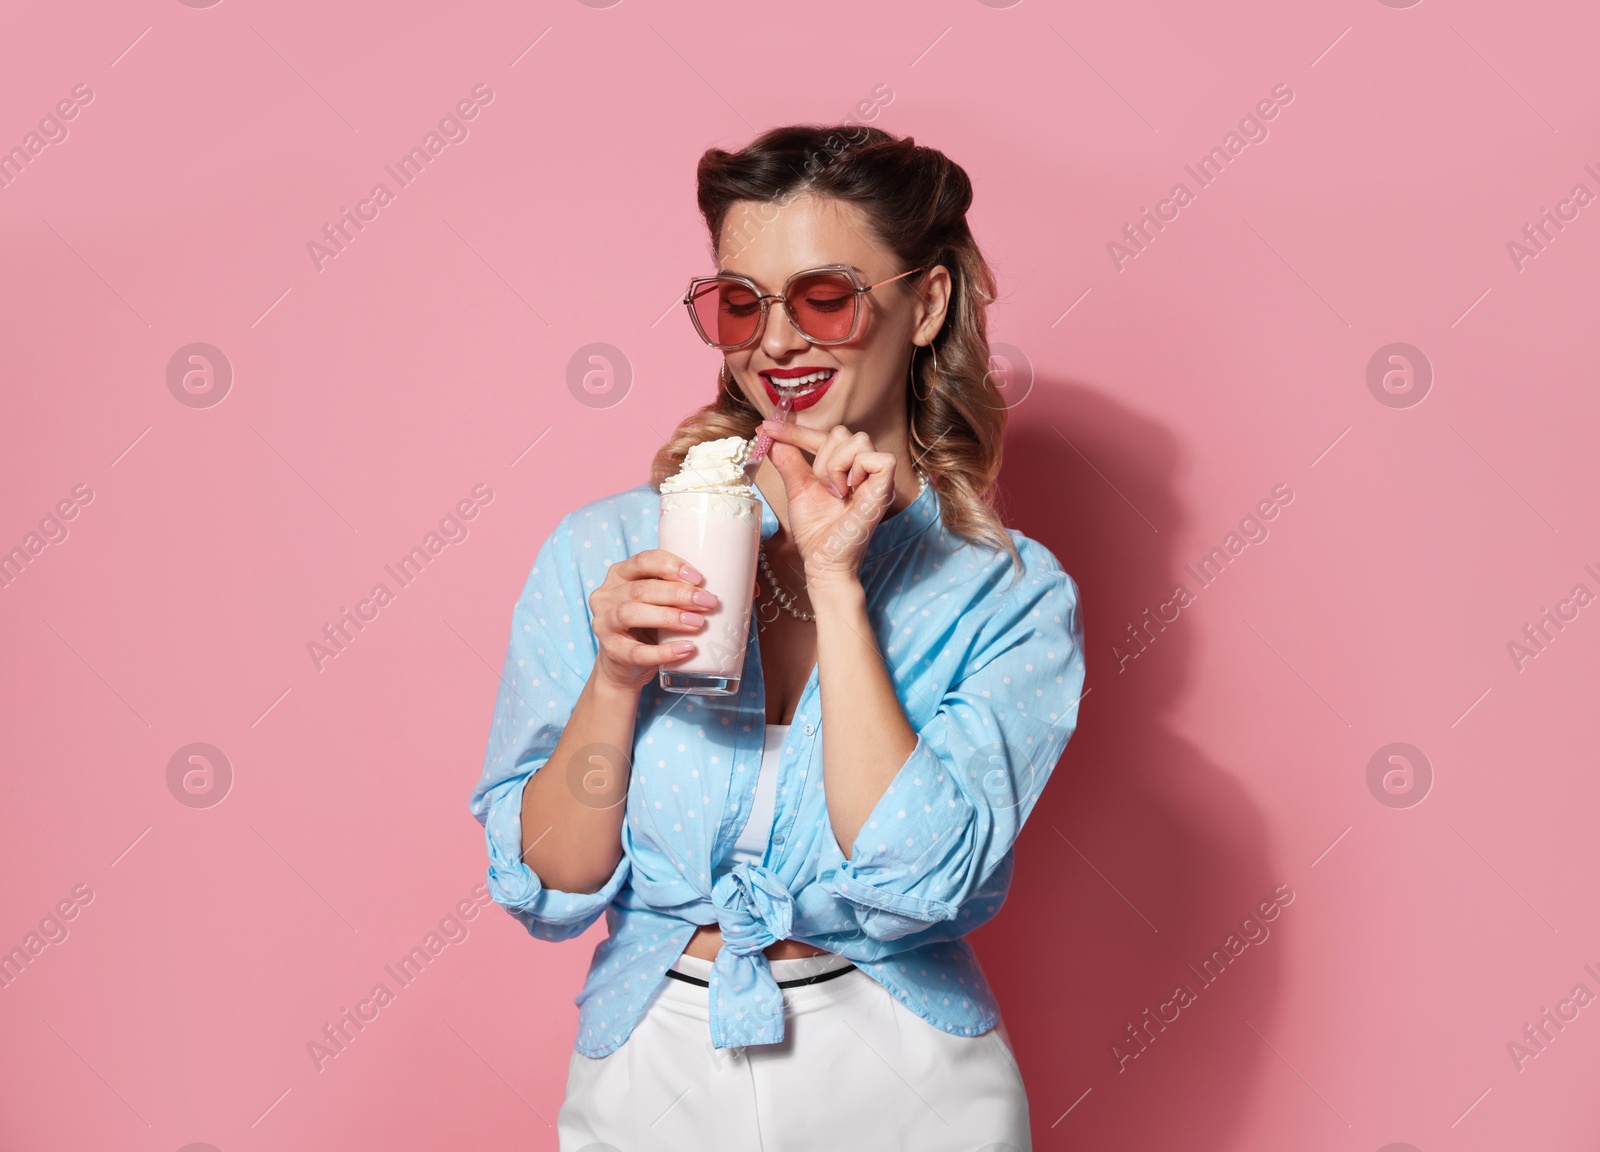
[650, 123, 1022, 574]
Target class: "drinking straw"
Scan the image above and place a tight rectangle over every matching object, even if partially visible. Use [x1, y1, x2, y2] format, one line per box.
[742, 381, 807, 479]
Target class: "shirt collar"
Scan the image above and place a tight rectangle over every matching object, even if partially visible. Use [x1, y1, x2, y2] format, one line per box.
[753, 472, 941, 557]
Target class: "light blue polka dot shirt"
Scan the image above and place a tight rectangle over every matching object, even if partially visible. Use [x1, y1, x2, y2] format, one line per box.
[468, 476, 1086, 1056]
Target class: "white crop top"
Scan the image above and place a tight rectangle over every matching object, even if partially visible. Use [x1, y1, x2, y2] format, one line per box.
[727, 723, 789, 866]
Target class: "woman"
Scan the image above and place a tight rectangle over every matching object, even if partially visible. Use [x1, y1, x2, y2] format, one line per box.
[469, 124, 1086, 1151]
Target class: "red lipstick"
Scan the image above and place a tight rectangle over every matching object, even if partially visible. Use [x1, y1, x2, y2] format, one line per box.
[758, 367, 836, 411]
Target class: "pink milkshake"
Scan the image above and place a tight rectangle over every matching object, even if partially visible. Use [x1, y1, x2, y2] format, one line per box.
[657, 436, 760, 695]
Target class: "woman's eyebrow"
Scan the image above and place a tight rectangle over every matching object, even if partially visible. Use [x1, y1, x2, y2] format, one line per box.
[714, 264, 850, 292]
[715, 265, 776, 291]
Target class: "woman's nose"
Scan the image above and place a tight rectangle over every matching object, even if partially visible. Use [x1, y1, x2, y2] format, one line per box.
[762, 300, 811, 359]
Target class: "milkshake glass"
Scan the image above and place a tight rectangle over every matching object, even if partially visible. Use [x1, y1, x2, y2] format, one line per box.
[657, 437, 761, 695]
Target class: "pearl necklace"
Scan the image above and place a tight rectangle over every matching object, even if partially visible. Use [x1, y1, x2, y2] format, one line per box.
[757, 469, 928, 627]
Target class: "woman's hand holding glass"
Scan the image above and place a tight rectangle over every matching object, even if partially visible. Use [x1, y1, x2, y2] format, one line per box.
[588, 552, 723, 692]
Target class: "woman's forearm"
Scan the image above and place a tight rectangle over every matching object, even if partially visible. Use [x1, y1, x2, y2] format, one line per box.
[811, 575, 918, 859]
[518, 670, 641, 894]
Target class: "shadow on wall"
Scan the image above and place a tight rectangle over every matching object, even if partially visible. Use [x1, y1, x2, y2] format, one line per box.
[974, 378, 1286, 1151]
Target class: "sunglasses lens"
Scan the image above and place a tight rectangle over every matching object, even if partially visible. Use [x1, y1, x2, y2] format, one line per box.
[691, 280, 761, 347]
[786, 273, 857, 341]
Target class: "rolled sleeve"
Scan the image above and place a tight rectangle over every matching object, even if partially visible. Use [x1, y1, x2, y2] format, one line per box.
[818, 560, 1086, 941]
[468, 513, 624, 942]
[481, 770, 630, 940]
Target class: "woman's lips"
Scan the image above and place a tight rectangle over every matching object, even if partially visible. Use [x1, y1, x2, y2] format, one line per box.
[760, 371, 834, 411]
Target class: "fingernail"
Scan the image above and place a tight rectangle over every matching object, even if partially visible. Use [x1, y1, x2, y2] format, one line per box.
[828, 482, 844, 498]
[693, 590, 718, 607]
[675, 641, 696, 653]
[680, 564, 703, 582]
[680, 611, 705, 626]
[761, 418, 783, 430]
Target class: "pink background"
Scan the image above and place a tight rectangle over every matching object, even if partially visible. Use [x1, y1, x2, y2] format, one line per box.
[3, 0, 1598, 1148]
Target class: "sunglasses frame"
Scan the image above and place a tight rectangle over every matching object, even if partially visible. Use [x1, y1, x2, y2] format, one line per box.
[682, 263, 927, 351]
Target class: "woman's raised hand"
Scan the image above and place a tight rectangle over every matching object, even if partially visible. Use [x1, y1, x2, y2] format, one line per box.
[758, 418, 899, 586]
[588, 550, 720, 692]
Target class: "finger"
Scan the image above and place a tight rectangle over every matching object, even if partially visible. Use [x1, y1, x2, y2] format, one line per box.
[854, 452, 897, 506]
[607, 635, 698, 667]
[815, 427, 869, 496]
[627, 577, 718, 611]
[838, 452, 893, 509]
[847, 457, 866, 488]
[840, 431, 879, 491]
[838, 428, 876, 489]
[613, 600, 708, 634]
[826, 453, 894, 519]
[766, 437, 827, 499]
[617, 548, 705, 585]
[758, 417, 829, 456]
[804, 425, 846, 496]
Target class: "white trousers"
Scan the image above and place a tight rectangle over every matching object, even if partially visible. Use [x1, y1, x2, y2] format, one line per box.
[557, 950, 1031, 1152]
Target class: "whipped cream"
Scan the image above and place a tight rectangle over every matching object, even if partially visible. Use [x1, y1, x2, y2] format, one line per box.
[660, 435, 756, 497]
